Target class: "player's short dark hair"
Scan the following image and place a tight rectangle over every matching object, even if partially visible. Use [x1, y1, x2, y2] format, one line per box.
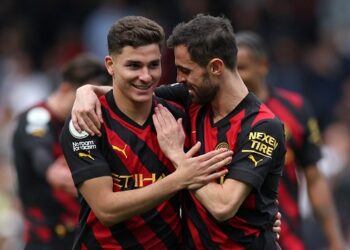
[61, 54, 111, 88]
[235, 31, 267, 61]
[107, 16, 165, 55]
[167, 14, 237, 70]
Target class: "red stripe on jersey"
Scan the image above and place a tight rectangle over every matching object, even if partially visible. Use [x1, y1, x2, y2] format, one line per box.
[251, 104, 275, 127]
[124, 216, 168, 249]
[227, 110, 245, 152]
[52, 189, 80, 216]
[101, 97, 175, 173]
[35, 226, 51, 242]
[187, 216, 206, 250]
[266, 98, 304, 147]
[279, 218, 305, 250]
[203, 112, 218, 152]
[276, 88, 303, 110]
[87, 212, 121, 248]
[278, 182, 299, 221]
[101, 126, 178, 247]
[53, 143, 62, 158]
[189, 105, 202, 146]
[189, 193, 245, 249]
[81, 243, 88, 250]
[228, 216, 260, 238]
[27, 207, 45, 220]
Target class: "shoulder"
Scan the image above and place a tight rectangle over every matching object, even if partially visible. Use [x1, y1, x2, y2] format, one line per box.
[19, 105, 52, 137]
[272, 87, 306, 109]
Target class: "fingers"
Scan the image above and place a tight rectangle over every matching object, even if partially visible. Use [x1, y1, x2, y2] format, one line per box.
[96, 101, 104, 124]
[73, 110, 102, 136]
[72, 111, 82, 133]
[76, 113, 95, 136]
[158, 104, 177, 124]
[87, 112, 102, 136]
[203, 168, 228, 183]
[276, 211, 281, 219]
[152, 113, 161, 132]
[186, 142, 201, 157]
[154, 104, 177, 130]
[205, 155, 231, 174]
[198, 148, 233, 162]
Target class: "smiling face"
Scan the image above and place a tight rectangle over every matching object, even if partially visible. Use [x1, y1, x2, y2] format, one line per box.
[106, 44, 162, 105]
[174, 45, 218, 104]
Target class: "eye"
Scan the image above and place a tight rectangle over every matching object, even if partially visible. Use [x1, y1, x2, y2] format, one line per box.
[126, 62, 141, 69]
[149, 61, 160, 69]
[177, 67, 190, 75]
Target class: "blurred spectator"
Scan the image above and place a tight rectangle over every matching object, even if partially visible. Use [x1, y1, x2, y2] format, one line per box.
[11, 54, 111, 249]
[236, 31, 345, 250]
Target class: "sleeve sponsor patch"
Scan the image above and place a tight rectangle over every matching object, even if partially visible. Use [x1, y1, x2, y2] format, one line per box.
[242, 131, 279, 159]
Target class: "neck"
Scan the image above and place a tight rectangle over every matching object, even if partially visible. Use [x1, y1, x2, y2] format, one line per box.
[113, 90, 152, 126]
[210, 70, 249, 123]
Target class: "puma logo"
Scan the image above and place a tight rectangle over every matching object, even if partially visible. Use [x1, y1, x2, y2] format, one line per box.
[248, 154, 263, 167]
[78, 151, 94, 160]
[112, 144, 128, 159]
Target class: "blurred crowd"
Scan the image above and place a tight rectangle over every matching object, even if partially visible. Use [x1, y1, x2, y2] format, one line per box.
[1, 0, 350, 249]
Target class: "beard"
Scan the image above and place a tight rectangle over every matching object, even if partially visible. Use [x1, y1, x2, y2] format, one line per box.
[189, 73, 218, 105]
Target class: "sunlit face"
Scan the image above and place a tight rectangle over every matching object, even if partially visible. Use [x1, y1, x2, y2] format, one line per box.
[174, 45, 218, 104]
[106, 44, 162, 104]
[237, 46, 266, 93]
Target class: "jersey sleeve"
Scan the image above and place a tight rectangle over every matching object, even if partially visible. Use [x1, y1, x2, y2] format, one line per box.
[155, 83, 191, 108]
[60, 117, 111, 186]
[226, 119, 286, 190]
[297, 99, 322, 167]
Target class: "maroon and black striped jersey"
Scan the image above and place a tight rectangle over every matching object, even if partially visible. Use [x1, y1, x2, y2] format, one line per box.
[155, 84, 286, 249]
[12, 102, 79, 249]
[61, 91, 187, 249]
[265, 88, 322, 250]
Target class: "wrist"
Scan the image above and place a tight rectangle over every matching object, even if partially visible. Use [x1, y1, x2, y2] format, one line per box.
[169, 151, 186, 168]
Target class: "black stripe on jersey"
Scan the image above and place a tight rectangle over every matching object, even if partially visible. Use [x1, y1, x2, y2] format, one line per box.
[100, 132, 136, 190]
[184, 192, 220, 250]
[101, 98, 181, 247]
[81, 224, 103, 250]
[141, 204, 182, 249]
[103, 104, 172, 178]
[109, 223, 144, 249]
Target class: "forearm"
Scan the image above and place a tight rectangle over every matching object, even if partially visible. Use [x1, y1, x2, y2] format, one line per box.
[83, 172, 184, 227]
[90, 84, 112, 96]
[307, 174, 344, 249]
[193, 179, 251, 221]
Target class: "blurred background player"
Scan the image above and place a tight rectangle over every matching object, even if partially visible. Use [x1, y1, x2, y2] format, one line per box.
[12, 54, 111, 250]
[235, 31, 345, 250]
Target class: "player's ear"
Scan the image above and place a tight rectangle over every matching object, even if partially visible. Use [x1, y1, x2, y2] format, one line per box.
[105, 56, 114, 75]
[207, 58, 224, 76]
